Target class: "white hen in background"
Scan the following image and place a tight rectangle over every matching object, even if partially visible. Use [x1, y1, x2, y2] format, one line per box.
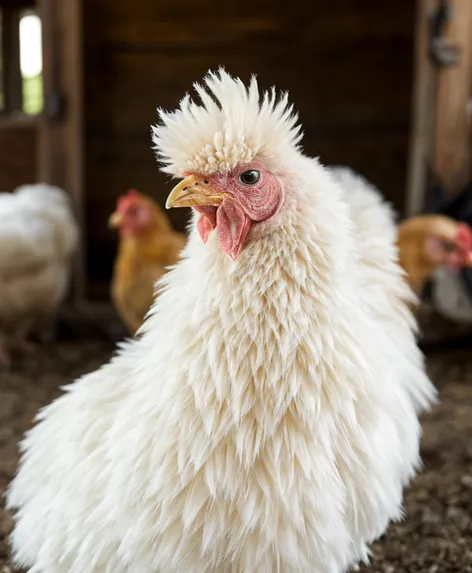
[0, 184, 79, 365]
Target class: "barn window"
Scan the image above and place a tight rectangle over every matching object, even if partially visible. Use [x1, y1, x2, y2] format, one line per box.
[0, 6, 43, 116]
[19, 11, 42, 114]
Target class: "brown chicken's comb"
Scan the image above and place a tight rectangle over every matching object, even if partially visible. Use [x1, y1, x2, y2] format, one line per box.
[117, 189, 140, 210]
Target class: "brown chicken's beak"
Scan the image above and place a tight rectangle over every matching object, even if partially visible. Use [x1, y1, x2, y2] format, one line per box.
[166, 175, 227, 209]
[108, 212, 123, 228]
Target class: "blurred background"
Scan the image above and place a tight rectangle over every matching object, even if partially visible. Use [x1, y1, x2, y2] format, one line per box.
[1, 0, 451, 301]
[1, 0, 472, 571]
[2, 0, 471, 318]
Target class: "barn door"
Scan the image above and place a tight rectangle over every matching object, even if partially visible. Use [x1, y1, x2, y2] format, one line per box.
[407, 0, 472, 215]
[432, 0, 472, 195]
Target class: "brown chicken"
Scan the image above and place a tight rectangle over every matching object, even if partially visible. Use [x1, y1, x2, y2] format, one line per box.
[109, 189, 187, 334]
[397, 214, 472, 294]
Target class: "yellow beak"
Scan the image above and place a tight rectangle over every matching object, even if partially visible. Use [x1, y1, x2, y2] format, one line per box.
[108, 211, 123, 228]
[166, 174, 227, 209]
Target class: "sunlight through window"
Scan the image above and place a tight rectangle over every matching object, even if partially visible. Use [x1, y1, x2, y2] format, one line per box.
[19, 13, 43, 115]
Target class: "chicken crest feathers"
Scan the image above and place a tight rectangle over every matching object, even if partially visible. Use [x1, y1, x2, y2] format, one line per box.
[152, 68, 303, 177]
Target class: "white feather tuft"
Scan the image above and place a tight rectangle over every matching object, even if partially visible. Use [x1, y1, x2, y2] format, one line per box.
[152, 68, 303, 176]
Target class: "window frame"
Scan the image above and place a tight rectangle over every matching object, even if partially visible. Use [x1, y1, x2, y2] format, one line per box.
[0, 1, 43, 117]
[0, 6, 23, 115]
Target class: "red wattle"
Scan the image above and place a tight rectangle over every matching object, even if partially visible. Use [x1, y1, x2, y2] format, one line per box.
[194, 206, 217, 243]
[197, 216, 214, 243]
[216, 199, 252, 260]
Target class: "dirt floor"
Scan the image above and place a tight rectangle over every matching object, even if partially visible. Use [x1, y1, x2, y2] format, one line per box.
[1, 339, 471, 572]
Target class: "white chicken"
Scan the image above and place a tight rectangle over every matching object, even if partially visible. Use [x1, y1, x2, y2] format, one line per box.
[7, 70, 435, 573]
[0, 183, 79, 365]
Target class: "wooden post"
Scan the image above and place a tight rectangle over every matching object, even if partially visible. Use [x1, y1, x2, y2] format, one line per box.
[63, 0, 86, 301]
[37, 0, 85, 301]
[2, 7, 22, 113]
[433, 0, 472, 194]
[406, 0, 439, 216]
[37, 0, 62, 184]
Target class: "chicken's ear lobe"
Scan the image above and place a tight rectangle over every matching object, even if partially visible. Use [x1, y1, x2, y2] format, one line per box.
[424, 235, 451, 263]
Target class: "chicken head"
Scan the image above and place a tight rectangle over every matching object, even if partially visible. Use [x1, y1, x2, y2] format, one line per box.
[109, 190, 171, 237]
[423, 219, 472, 269]
[166, 162, 284, 260]
[398, 214, 472, 293]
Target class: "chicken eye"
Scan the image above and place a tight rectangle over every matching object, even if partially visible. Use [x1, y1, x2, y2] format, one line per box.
[442, 240, 456, 253]
[240, 170, 260, 185]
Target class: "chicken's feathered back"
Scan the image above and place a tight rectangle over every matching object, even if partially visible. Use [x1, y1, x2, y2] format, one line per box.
[328, 166, 430, 411]
[328, 166, 417, 318]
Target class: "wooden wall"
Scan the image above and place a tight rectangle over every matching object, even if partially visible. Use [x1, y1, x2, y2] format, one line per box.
[83, 0, 415, 298]
[0, 120, 38, 191]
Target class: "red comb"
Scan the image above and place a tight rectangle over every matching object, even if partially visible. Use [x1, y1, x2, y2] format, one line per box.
[448, 223, 472, 268]
[456, 223, 472, 250]
[117, 189, 140, 210]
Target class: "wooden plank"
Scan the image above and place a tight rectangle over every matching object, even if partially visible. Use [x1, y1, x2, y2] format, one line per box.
[93, 12, 413, 51]
[0, 123, 37, 191]
[1, 7, 22, 113]
[84, 49, 413, 135]
[83, 0, 412, 28]
[0, 114, 38, 128]
[38, 0, 85, 302]
[433, 0, 472, 194]
[62, 0, 85, 301]
[37, 0, 63, 184]
[83, 1, 415, 135]
[0, 0, 35, 9]
[406, 0, 439, 216]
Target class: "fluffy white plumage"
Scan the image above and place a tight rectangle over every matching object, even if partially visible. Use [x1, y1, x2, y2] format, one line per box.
[8, 72, 435, 573]
[331, 168, 472, 326]
[0, 184, 78, 356]
[328, 166, 418, 326]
